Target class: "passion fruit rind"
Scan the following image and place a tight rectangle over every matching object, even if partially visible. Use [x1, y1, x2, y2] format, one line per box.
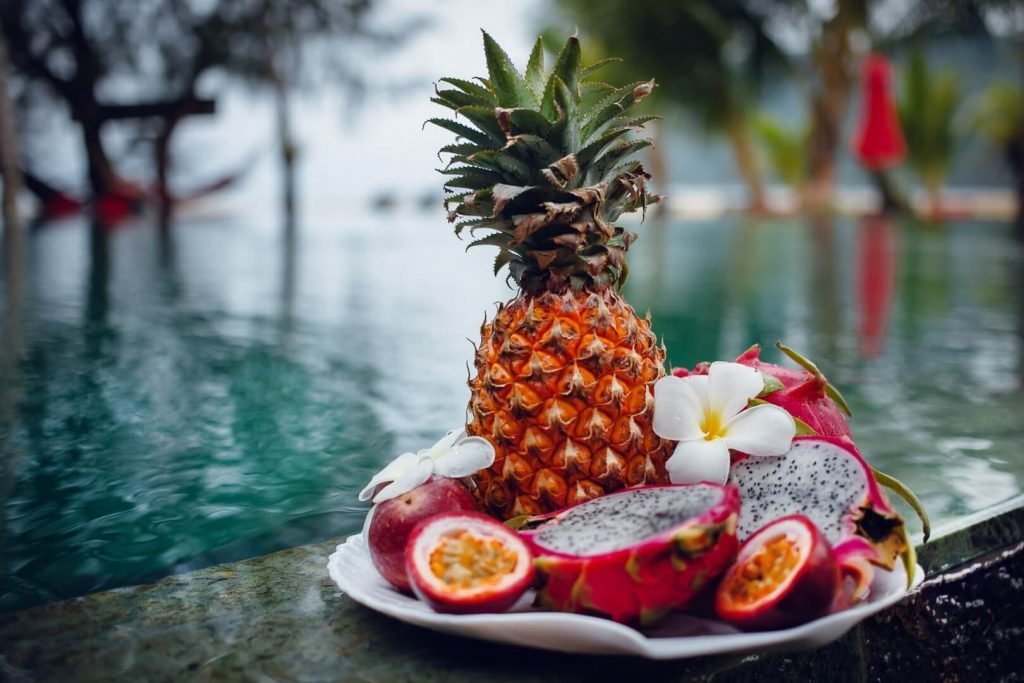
[715, 514, 840, 630]
[405, 511, 535, 614]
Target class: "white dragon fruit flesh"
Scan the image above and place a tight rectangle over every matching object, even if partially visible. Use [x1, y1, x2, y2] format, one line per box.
[728, 436, 907, 602]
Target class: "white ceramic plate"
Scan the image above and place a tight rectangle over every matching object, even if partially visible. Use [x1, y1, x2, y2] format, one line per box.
[327, 533, 923, 659]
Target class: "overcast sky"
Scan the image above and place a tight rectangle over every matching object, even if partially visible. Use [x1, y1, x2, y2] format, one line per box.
[168, 0, 545, 217]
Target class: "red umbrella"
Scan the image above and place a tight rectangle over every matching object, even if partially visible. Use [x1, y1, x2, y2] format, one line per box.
[853, 54, 906, 171]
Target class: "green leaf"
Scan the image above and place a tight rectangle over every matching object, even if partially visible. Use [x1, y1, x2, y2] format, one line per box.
[793, 417, 818, 436]
[550, 34, 582, 93]
[582, 80, 656, 142]
[899, 527, 917, 588]
[503, 514, 534, 531]
[553, 77, 579, 154]
[575, 125, 635, 170]
[491, 183, 532, 215]
[589, 138, 652, 183]
[439, 164, 495, 177]
[604, 114, 661, 135]
[508, 109, 553, 138]
[501, 134, 562, 168]
[467, 232, 514, 251]
[439, 77, 496, 105]
[466, 150, 533, 184]
[432, 89, 485, 110]
[442, 168, 503, 190]
[541, 35, 581, 120]
[450, 198, 494, 218]
[427, 118, 498, 148]
[775, 341, 853, 417]
[493, 248, 517, 276]
[524, 37, 545, 101]
[872, 467, 931, 543]
[438, 142, 478, 158]
[581, 81, 616, 99]
[454, 105, 506, 139]
[758, 373, 785, 396]
[482, 31, 533, 108]
[454, 217, 512, 238]
[581, 57, 622, 80]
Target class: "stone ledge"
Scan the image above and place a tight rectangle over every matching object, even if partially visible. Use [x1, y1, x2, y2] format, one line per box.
[1, 504, 1022, 682]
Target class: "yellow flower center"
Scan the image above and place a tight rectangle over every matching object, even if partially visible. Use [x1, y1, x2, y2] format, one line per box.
[701, 410, 727, 441]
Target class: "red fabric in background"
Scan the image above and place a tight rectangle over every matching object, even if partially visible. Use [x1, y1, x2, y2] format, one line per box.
[853, 54, 907, 171]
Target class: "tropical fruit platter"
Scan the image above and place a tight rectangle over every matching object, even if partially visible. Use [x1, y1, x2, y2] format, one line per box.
[328, 32, 929, 658]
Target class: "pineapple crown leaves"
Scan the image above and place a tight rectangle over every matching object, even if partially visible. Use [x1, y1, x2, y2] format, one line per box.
[429, 31, 661, 294]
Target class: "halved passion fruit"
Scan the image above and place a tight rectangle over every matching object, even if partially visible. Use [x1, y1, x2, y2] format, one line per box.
[714, 514, 839, 630]
[405, 512, 535, 614]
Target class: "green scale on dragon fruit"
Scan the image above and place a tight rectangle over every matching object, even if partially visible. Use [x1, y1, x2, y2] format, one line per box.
[517, 484, 740, 625]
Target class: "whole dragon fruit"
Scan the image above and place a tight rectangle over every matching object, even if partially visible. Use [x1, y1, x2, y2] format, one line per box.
[675, 342, 853, 439]
[518, 484, 739, 625]
[738, 343, 853, 439]
[728, 436, 907, 602]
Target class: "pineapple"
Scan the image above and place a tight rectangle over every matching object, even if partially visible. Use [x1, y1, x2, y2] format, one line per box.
[432, 32, 669, 519]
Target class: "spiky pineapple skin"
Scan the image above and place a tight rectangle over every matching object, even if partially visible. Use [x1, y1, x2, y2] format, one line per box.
[466, 287, 670, 519]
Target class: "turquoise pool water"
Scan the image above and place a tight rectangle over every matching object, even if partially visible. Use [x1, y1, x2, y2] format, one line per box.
[1, 210, 1022, 612]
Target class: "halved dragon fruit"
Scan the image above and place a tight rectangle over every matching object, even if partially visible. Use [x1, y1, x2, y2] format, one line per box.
[728, 436, 906, 602]
[519, 483, 739, 625]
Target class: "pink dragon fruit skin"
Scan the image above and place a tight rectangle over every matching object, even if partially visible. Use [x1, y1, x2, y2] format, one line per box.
[519, 484, 740, 625]
[728, 436, 906, 604]
[736, 344, 853, 439]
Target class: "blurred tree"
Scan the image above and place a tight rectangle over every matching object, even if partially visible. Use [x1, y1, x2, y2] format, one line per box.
[0, 0, 415, 220]
[0, 12, 21, 241]
[548, 0, 789, 213]
[742, 0, 994, 211]
[752, 113, 807, 201]
[898, 47, 962, 218]
[802, 1, 867, 211]
[972, 82, 1024, 237]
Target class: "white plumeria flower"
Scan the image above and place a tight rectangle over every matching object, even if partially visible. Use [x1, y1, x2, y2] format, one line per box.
[653, 361, 796, 485]
[358, 429, 494, 504]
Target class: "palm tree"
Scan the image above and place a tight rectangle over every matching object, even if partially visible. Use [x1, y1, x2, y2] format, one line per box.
[972, 82, 1024, 238]
[898, 47, 961, 218]
[549, 0, 788, 213]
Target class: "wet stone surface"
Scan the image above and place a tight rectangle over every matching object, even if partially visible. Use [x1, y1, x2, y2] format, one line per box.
[0, 506, 1022, 682]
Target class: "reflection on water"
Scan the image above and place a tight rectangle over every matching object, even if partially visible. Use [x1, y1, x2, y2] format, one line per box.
[858, 215, 897, 358]
[0, 211, 1022, 612]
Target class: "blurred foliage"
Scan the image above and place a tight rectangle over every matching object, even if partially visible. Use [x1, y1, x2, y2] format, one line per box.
[898, 47, 962, 197]
[546, 0, 788, 131]
[0, 0, 420, 197]
[546, 0, 790, 209]
[752, 114, 807, 190]
[971, 82, 1024, 146]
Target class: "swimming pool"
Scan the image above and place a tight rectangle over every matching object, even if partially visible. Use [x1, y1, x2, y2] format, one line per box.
[1, 209, 1021, 612]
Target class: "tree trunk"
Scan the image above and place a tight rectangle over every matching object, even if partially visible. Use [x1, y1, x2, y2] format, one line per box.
[154, 115, 181, 229]
[0, 18, 24, 573]
[275, 74, 297, 232]
[646, 120, 669, 212]
[0, 17, 22, 247]
[1010, 138, 1024, 241]
[805, 96, 841, 210]
[869, 169, 910, 215]
[79, 112, 116, 198]
[804, 5, 861, 211]
[723, 113, 766, 214]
